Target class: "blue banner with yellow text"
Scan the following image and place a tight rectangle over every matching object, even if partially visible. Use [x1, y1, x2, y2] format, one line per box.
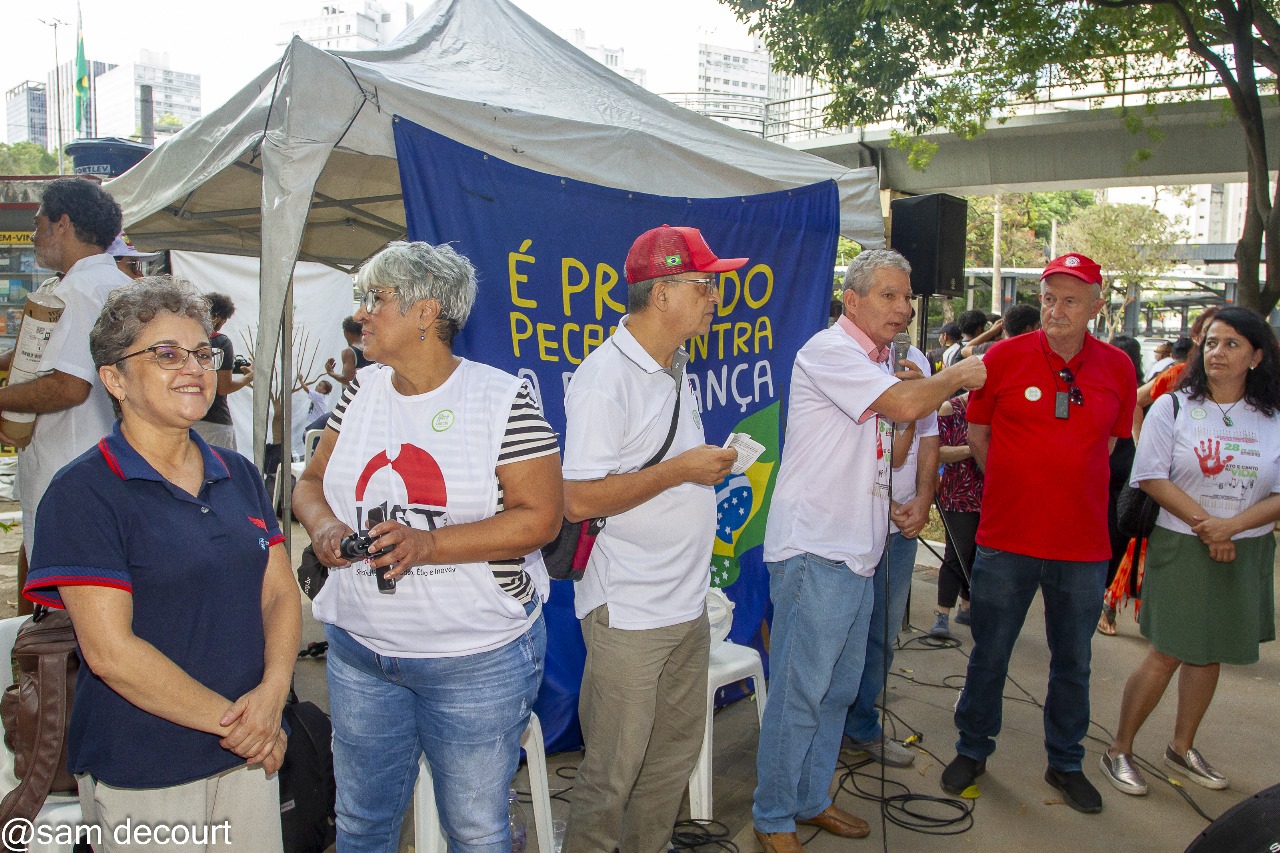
[393, 115, 838, 752]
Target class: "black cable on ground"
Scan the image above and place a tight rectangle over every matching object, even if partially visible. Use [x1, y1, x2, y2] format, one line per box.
[834, 752, 976, 836]
[670, 819, 738, 851]
[880, 624, 1215, 825]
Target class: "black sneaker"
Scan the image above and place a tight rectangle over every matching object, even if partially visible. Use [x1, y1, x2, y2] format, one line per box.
[940, 754, 986, 795]
[1045, 767, 1103, 813]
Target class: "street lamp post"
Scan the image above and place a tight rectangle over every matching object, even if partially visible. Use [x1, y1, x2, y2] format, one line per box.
[37, 17, 68, 175]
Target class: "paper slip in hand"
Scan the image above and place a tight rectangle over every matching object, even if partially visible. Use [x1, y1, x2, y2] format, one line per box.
[722, 432, 766, 475]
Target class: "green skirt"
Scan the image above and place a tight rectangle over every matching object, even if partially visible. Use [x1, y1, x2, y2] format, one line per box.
[1140, 527, 1276, 665]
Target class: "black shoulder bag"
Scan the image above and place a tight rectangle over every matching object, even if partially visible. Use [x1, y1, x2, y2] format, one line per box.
[543, 392, 682, 581]
[1116, 395, 1181, 540]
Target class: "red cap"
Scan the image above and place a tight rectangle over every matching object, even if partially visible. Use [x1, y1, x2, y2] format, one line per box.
[1041, 253, 1102, 285]
[624, 225, 748, 284]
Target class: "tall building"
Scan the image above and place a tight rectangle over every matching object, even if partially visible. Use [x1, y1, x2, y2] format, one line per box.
[281, 1, 417, 51]
[690, 41, 771, 135]
[1104, 183, 1250, 275]
[94, 50, 202, 143]
[5, 82, 47, 147]
[45, 58, 115, 152]
[567, 29, 647, 88]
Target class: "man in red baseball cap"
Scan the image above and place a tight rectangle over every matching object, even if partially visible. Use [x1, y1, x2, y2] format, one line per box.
[561, 225, 741, 851]
[940, 252, 1137, 814]
[623, 224, 749, 284]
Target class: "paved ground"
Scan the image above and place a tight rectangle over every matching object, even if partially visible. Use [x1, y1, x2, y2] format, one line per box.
[5, 520, 1277, 852]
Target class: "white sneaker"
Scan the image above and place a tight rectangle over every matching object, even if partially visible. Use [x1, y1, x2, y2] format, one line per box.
[848, 736, 916, 768]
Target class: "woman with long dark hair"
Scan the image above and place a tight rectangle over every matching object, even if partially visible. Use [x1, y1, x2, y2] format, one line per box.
[1102, 307, 1280, 796]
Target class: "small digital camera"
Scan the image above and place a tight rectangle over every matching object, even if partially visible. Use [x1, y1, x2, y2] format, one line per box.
[339, 532, 396, 593]
[232, 354, 251, 374]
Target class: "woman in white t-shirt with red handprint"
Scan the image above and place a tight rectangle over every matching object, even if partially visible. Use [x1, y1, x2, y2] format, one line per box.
[1102, 307, 1280, 797]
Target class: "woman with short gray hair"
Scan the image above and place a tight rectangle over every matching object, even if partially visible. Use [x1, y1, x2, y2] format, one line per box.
[25, 275, 301, 852]
[293, 241, 563, 850]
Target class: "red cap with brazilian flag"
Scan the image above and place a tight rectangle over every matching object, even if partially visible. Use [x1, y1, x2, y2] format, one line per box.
[624, 224, 748, 284]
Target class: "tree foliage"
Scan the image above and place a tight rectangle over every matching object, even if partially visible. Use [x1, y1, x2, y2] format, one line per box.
[0, 142, 58, 176]
[966, 191, 1097, 266]
[1059, 201, 1183, 332]
[724, 0, 1280, 315]
[966, 195, 1045, 268]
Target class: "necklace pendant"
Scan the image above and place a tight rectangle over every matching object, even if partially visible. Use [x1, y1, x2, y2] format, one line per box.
[1223, 415, 1233, 427]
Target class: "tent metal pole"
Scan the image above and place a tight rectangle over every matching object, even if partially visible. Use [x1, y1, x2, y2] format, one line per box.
[282, 278, 294, 556]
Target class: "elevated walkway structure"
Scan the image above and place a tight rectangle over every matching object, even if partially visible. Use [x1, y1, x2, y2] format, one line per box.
[766, 56, 1280, 193]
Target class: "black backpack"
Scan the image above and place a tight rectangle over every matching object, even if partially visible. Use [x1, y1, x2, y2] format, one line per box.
[279, 694, 337, 853]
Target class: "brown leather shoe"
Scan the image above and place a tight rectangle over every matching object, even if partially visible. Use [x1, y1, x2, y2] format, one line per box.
[754, 828, 806, 853]
[797, 803, 871, 838]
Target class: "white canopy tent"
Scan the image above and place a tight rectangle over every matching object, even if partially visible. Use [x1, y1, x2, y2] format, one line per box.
[104, 0, 883, 464]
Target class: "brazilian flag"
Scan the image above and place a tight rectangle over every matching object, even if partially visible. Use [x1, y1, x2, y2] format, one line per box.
[710, 401, 782, 588]
[74, 10, 88, 135]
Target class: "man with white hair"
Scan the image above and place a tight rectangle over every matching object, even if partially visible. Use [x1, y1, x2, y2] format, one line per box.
[752, 249, 985, 852]
[940, 253, 1138, 814]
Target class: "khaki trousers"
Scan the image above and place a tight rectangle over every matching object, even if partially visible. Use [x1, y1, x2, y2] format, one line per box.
[83, 763, 282, 853]
[565, 605, 709, 853]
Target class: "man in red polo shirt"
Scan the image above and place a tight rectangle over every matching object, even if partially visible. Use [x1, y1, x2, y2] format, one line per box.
[939, 253, 1137, 814]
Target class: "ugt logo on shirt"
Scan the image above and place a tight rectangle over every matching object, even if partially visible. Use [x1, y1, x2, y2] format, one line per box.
[353, 445, 450, 533]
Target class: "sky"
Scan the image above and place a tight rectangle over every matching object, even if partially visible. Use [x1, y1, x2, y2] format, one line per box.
[1, 0, 756, 143]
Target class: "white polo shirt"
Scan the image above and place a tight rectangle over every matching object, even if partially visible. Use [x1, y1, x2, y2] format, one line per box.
[20, 253, 129, 554]
[890, 347, 939, 509]
[562, 317, 716, 630]
[763, 315, 898, 576]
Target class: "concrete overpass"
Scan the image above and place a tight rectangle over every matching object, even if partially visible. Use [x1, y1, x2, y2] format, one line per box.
[777, 98, 1280, 195]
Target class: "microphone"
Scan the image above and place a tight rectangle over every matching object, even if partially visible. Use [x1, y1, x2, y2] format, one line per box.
[892, 331, 912, 432]
[892, 331, 911, 373]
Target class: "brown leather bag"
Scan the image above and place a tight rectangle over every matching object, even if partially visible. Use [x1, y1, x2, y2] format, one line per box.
[0, 608, 79, 832]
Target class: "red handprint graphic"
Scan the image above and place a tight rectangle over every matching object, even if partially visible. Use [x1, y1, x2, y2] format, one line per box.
[1194, 439, 1234, 476]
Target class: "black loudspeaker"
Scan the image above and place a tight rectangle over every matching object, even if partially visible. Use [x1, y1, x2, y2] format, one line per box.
[1184, 783, 1280, 852]
[889, 193, 967, 298]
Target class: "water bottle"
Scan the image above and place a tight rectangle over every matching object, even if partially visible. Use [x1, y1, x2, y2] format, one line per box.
[509, 788, 527, 852]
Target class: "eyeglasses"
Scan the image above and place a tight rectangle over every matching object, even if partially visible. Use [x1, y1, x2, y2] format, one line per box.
[668, 276, 719, 297]
[116, 344, 223, 371]
[361, 288, 396, 314]
[1057, 367, 1085, 406]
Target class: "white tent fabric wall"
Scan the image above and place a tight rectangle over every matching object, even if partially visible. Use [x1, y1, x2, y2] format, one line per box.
[103, 0, 883, 465]
[170, 251, 354, 457]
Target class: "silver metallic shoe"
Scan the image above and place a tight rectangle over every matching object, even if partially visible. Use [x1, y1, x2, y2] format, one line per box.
[1164, 746, 1229, 790]
[1100, 751, 1148, 796]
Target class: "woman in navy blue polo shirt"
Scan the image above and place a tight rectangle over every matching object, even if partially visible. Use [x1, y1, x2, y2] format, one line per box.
[24, 277, 301, 852]
[293, 242, 561, 852]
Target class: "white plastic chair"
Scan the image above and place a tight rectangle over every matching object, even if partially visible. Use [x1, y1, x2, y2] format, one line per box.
[0, 615, 84, 853]
[688, 639, 767, 822]
[414, 712, 553, 852]
[304, 429, 324, 464]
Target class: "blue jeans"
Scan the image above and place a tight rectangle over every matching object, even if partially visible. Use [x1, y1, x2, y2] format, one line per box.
[845, 531, 917, 742]
[753, 553, 874, 833]
[324, 608, 546, 853]
[954, 547, 1105, 771]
